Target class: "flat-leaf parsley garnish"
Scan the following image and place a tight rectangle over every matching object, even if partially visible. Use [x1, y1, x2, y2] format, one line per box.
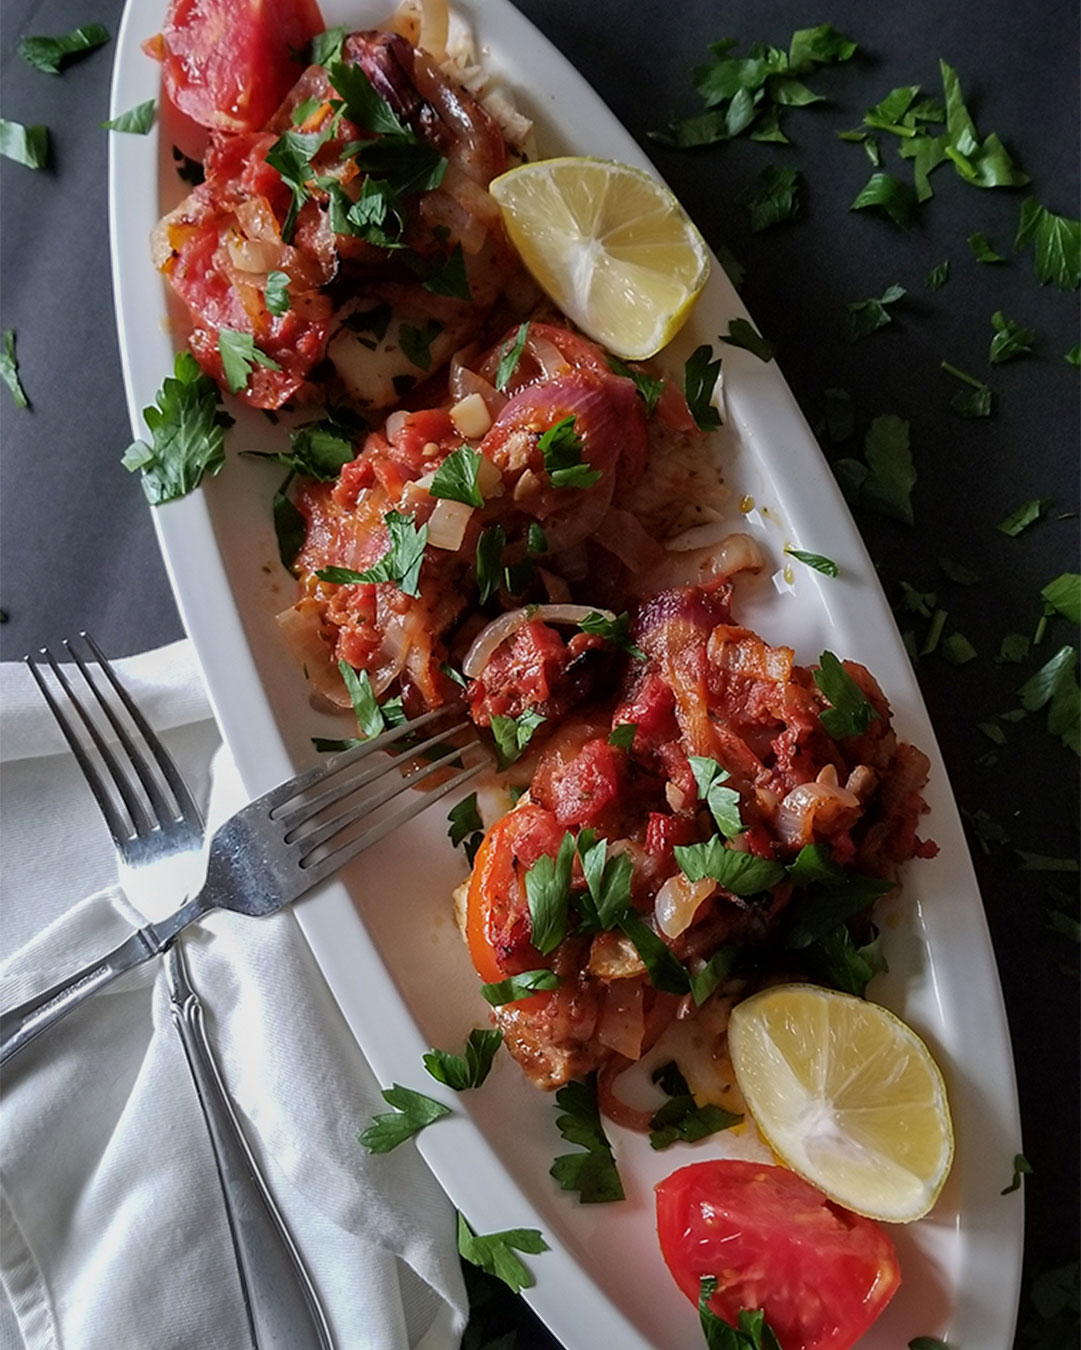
[480, 969, 560, 1005]
[814, 650, 880, 739]
[648, 1061, 742, 1150]
[316, 510, 428, 596]
[683, 343, 723, 430]
[688, 756, 743, 837]
[1015, 198, 1081, 290]
[489, 707, 546, 769]
[1, 331, 29, 408]
[430, 445, 485, 507]
[264, 270, 291, 316]
[675, 837, 786, 894]
[743, 164, 802, 232]
[550, 1075, 625, 1203]
[102, 99, 156, 134]
[719, 318, 774, 362]
[447, 792, 484, 863]
[457, 1214, 549, 1294]
[850, 171, 917, 228]
[121, 351, 228, 504]
[218, 329, 282, 394]
[941, 361, 993, 418]
[359, 1083, 450, 1153]
[577, 610, 645, 659]
[988, 311, 1037, 364]
[699, 1277, 784, 1350]
[538, 415, 601, 489]
[842, 284, 905, 343]
[834, 413, 917, 524]
[524, 831, 576, 954]
[424, 1029, 503, 1090]
[785, 545, 839, 577]
[19, 24, 109, 75]
[0, 119, 50, 169]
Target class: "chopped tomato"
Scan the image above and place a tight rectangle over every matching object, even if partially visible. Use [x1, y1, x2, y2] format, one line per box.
[152, 0, 325, 133]
[656, 1161, 900, 1350]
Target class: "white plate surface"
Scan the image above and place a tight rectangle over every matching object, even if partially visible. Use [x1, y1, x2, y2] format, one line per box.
[109, 2, 1023, 1346]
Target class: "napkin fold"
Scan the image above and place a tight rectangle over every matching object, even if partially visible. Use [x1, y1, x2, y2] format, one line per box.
[0, 642, 468, 1350]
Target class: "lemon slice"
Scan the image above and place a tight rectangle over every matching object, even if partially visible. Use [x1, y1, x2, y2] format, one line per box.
[727, 984, 954, 1223]
[488, 157, 710, 360]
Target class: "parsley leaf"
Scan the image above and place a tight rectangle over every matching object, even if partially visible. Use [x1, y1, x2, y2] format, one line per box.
[457, 1214, 549, 1294]
[941, 361, 994, 418]
[0, 119, 49, 169]
[1, 331, 29, 409]
[309, 25, 348, 66]
[218, 329, 282, 394]
[688, 756, 743, 837]
[360, 510, 428, 596]
[274, 418, 356, 480]
[800, 923, 888, 998]
[264, 270, 291, 316]
[618, 911, 693, 994]
[1015, 198, 1081, 290]
[102, 99, 156, 134]
[399, 319, 443, 370]
[851, 171, 918, 228]
[699, 1278, 784, 1350]
[480, 969, 560, 1005]
[1001, 1152, 1034, 1195]
[447, 792, 483, 847]
[337, 660, 405, 740]
[121, 351, 227, 504]
[577, 834, 635, 931]
[525, 832, 576, 954]
[407, 242, 471, 300]
[430, 445, 484, 507]
[744, 165, 802, 231]
[968, 231, 1006, 263]
[577, 611, 645, 659]
[989, 311, 1037, 365]
[1042, 573, 1081, 626]
[675, 838, 786, 894]
[20, 24, 109, 75]
[842, 284, 905, 343]
[939, 60, 1029, 190]
[785, 545, 839, 577]
[495, 322, 529, 390]
[925, 259, 951, 290]
[1019, 646, 1080, 756]
[424, 1029, 503, 1091]
[266, 126, 334, 240]
[607, 355, 665, 415]
[814, 651, 880, 739]
[684, 344, 723, 430]
[550, 1076, 625, 1203]
[689, 946, 739, 1005]
[359, 1083, 450, 1152]
[835, 413, 916, 524]
[649, 1062, 742, 1150]
[607, 723, 637, 750]
[719, 318, 774, 362]
[538, 416, 601, 489]
[489, 707, 546, 770]
[273, 483, 306, 571]
[475, 523, 506, 604]
[997, 498, 1054, 536]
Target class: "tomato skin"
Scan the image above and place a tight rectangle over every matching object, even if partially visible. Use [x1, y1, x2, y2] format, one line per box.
[656, 1161, 900, 1350]
[154, 0, 325, 133]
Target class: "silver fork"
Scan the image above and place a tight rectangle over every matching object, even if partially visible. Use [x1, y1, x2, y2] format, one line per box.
[2, 639, 488, 1065]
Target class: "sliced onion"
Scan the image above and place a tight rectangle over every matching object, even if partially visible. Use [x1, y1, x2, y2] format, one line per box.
[526, 331, 571, 380]
[596, 981, 646, 1060]
[462, 602, 616, 678]
[235, 196, 282, 244]
[593, 507, 666, 574]
[427, 496, 473, 551]
[635, 531, 764, 595]
[775, 775, 861, 849]
[654, 873, 717, 939]
[275, 602, 351, 709]
[418, 0, 450, 59]
[227, 237, 286, 274]
[384, 409, 410, 441]
[449, 351, 508, 419]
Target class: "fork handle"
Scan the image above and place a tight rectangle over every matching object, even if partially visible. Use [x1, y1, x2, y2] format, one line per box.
[0, 927, 159, 1065]
[168, 967, 334, 1350]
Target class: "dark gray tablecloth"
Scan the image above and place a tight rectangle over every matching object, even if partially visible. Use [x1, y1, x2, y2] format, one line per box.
[2, 1, 1077, 1345]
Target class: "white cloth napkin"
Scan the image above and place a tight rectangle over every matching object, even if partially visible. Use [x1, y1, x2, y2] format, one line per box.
[0, 641, 468, 1350]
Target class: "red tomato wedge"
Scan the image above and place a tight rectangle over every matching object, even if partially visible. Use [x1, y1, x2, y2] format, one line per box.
[150, 0, 325, 133]
[656, 1160, 900, 1350]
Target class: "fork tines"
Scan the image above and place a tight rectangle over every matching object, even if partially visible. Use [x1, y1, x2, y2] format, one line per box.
[267, 705, 490, 882]
[25, 633, 199, 852]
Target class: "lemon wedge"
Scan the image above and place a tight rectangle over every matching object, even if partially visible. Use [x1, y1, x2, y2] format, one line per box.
[727, 984, 954, 1223]
[488, 157, 710, 360]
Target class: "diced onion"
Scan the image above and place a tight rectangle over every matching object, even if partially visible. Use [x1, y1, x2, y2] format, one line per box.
[462, 603, 616, 678]
[654, 874, 717, 939]
[450, 392, 493, 438]
[427, 497, 473, 551]
[385, 409, 410, 441]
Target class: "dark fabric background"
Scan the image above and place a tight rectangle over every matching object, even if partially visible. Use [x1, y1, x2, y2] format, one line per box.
[1, 1, 1077, 1346]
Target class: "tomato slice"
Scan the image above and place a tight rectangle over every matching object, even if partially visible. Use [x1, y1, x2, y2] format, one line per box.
[656, 1160, 900, 1350]
[153, 0, 325, 133]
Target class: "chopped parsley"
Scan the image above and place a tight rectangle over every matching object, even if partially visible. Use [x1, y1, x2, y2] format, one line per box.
[480, 969, 560, 1005]
[457, 1214, 549, 1294]
[406, 242, 471, 300]
[967, 231, 1006, 263]
[834, 413, 916, 524]
[1042, 573, 1081, 626]
[577, 610, 645, 659]
[0, 119, 49, 169]
[785, 545, 839, 577]
[274, 417, 356, 480]
[988, 311, 1037, 364]
[447, 792, 484, 859]
[688, 756, 743, 837]
[538, 416, 601, 489]
[309, 25, 348, 66]
[699, 1278, 784, 1350]
[495, 322, 529, 390]
[550, 1075, 625, 1203]
[430, 445, 484, 507]
[423, 1029, 503, 1091]
[1019, 646, 1080, 756]
[265, 125, 336, 240]
[121, 351, 228, 504]
[1015, 198, 1081, 290]
[524, 832, 576, 954]
[358, 1083, 450, 1153]
[339, 660, 405, 740]
[814, 650, 880, 738]
[674, 838, 786, 894]
[997, 498, 1054, 536]
[719, 318, 774, 362]
[939, 60, 1029, 189]
[264, 270, 291, 316]
[1001, 1152, 1034, 1195]
[942, 631, 978, 665]
[618, 911, 693, 994]
[489, 707, 545, 769]
[941, 361, 993, 418]
[743, 164, 802, 231]
[218, 329, 282, 394]
[398, 318, 443, 370]
[607, 723, 637, 750]
[842, 284, 905, 343]
[1, 331, 29, 408]
[475, 523, 506, 604]
[850, 171, 917, 227]
[648, 1062, 742, 1150]
[925, 259, 951, 290]
[689, 946, 739, 1005]
[19, 24, 109, 75]
[683, 343, 723, 430]
[576, 832, 634, 931]
[102, 99, 156, 134]
[607, 355, 665, 415]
